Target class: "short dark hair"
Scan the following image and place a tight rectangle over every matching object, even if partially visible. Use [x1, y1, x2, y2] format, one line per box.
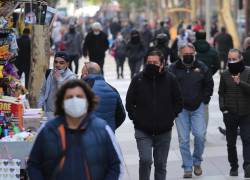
[55, 80, 99, 116]
[195, 30, 206, 40]
[54, 51, 70, 62]
[144, 48, 165, 64]
[23, 28, 30, 35]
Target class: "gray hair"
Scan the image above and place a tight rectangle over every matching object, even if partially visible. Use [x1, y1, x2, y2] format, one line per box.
[229, 48, 242, 59]
[178, 43, 196, 53]
[243, 37, 250, 50]
[91, 22, 102, 30]
[87, 66, 100, 74]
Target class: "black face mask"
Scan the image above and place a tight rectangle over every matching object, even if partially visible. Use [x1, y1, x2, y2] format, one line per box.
[69, 27, 75, 33]
[182, 55, 194, 65]
[228, 60, 245, 75]
[131, 36, 140, 44]
[144, 64, 160, 77]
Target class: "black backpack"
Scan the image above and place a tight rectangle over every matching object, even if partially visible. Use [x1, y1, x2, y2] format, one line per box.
[45, 69, 52, 80]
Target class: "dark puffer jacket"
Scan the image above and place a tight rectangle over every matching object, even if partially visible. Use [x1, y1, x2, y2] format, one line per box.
[83, 74, 126, 131]
[126, 69, 183, 135]
[218, 66, 250, 115]
[27, 114, 123, 180]
[193, 40, 220, 75]
[169, 60, 214, 111]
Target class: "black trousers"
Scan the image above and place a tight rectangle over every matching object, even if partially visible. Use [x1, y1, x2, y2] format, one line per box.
[128, 59, 142, 79]
[68, 54, 80, 74]
[223, 112, 250, 169]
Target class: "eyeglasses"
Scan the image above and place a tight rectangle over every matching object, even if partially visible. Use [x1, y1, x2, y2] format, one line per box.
[54, 60, 66, 65]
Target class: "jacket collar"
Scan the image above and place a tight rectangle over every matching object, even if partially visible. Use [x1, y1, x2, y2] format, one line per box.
[83, 74, 104, 81]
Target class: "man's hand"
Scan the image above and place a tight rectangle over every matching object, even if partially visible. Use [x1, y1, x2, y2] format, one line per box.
[232, 73, 240, 85]
[53, 69, 62, 80]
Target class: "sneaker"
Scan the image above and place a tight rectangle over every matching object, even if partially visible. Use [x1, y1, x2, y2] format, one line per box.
[230, 167, 238, 176]
[245, 164, 250, 178]
[183, 171, 192, 178]
[218, 126, 226, 135]
[194, 165, 202, 176]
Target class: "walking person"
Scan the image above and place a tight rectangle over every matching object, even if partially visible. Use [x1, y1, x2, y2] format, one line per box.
[83, 22, 109, 74]
[28, 79, 124, 180]
[218, 48, 250, 178]
[63, 24, 82, 74]
[38, 51, 76, 120]
[214, 27, 234, 73]
[193, 30, 220, 131]
[242, 37, 250, 66]
[15, 28, 31, 89]
[81, 62, 126, 132]
[169, 43, 214, 178]
[126, 49, 183, 180]
[126, 30, 146, 79]
[111, 32, 127, 79]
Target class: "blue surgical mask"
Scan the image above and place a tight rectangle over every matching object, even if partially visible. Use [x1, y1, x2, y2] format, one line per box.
[56, 68, 66, 74]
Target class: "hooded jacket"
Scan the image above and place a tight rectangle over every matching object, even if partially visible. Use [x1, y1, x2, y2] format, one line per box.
[126, 69, 183, 135]
[193, 40, 220, 75]
[38, 68, 76, 118]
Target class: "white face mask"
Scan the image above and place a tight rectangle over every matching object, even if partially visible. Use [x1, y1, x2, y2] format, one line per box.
[94, 31, 100, 35]
[64, 97, 88, 118]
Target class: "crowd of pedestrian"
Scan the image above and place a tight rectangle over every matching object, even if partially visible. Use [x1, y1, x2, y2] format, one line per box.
[12, 15, 250, 179]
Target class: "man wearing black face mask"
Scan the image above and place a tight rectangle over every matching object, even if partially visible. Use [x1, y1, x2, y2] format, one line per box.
[126, 49, 183, 180]
[169, 43, 214, 178]
[126, 30, 146, 78]
[218, 48, 250, 178]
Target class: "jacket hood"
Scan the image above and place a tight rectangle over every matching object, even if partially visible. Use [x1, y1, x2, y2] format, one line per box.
[193, 40, 210, 53]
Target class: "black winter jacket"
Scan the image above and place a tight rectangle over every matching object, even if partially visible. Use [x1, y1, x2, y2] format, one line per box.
[242, 47, 250, 66]
[169, 60, 214, 111]
[193, 40, 220, 75]
[126, 69, 183, 135]
[83, 31, 109, 61]
[218, 66, 250, 115]
[126, 41, 146, 62]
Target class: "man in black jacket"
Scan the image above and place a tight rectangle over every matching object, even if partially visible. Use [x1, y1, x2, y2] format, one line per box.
[83, 22, 109, 74]
[126, 49, 183, 180]
[218, 48, 250, 178]
[169, 43, 214, 178]
[15, 28, 31, 89]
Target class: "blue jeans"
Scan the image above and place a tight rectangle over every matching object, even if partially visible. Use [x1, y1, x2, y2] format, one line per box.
[176, 103, 206, 171]
[135, 129, 172, 180]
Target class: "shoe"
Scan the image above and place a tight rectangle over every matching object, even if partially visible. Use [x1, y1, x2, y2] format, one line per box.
[194, 165, 202, 176]
[245, 164, 250, 178]
[183, 171, 192, 178]
[218, 126, 226, 135]
[229, 167, 238, 176]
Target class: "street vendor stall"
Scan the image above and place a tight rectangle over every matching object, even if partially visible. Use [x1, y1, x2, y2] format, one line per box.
[0, 1, 55, 179]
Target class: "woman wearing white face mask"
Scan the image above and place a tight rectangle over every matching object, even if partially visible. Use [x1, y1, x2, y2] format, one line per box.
[28, 80, 124, 180]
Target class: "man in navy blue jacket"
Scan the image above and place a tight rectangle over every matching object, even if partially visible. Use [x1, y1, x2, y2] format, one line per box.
[81, 62, 126, 131]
